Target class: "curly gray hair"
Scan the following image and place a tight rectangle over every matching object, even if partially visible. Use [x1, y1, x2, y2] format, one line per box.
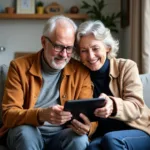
[76, 20, 119, 59]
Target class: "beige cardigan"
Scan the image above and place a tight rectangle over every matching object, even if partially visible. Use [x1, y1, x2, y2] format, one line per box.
[108, 58, 150, 134]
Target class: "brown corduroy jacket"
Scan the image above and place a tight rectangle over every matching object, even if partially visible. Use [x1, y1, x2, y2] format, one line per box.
[1, 50, 97, 137]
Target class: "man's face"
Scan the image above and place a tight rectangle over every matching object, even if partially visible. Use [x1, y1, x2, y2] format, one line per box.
[42, 25, 75, 70]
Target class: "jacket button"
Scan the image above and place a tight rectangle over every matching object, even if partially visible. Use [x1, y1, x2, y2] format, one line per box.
[62, 95, 66, 98]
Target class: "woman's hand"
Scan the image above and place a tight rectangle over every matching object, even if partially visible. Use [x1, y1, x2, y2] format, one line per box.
[94, 93, 114, 118]
[69, 113, 91, 135]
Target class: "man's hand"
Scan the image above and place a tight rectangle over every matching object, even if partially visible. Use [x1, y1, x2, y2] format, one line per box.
[38, 105, 72, 125]
[69, 113, 91, 135]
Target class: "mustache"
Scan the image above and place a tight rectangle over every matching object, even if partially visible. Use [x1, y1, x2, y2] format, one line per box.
[55, 56, 66, 60]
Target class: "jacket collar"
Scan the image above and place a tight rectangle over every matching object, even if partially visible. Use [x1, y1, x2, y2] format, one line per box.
[109, 58, 119, 78]
[29, 49, 43, 78]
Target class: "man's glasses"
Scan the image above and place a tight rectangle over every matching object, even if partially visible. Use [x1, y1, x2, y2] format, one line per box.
[44, 36, 75, 54]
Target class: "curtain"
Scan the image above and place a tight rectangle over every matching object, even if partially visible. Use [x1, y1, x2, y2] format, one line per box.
[130, 0, 142, 72]
[130, 0, 150, 73]
[141, 0, 150, 73]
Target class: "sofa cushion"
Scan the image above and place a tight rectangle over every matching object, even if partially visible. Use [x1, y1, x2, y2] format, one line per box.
[140, 74, 150, 107]
[0, 65, 8, 126]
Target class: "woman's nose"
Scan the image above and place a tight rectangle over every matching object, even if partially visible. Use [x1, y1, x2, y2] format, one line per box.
[88, 50, 95, 59]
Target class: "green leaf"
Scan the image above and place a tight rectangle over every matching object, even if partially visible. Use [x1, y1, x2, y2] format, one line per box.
[81, 0, 120, 33]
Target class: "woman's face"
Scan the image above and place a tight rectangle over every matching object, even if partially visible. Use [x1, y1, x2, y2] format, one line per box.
[79, 34, 110, 71]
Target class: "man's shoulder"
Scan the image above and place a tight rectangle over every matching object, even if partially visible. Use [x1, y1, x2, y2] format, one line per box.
[69, 58, 89, 71]
[10, 51, 41, 70]
[13, 52, 37, 63]
[69, 58, 82, 65]
[63, 58, 89, 76]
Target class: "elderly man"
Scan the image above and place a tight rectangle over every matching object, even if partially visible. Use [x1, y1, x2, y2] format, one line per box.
[1, 15, 95, 150]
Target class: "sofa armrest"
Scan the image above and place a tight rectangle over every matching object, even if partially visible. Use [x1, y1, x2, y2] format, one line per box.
[0, 65, 8, 125]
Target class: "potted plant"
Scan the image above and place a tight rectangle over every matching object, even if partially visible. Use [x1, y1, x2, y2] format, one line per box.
[5, 7, 15, 14]
[36, 1, 44, 14]
[81, 0, 121, 33]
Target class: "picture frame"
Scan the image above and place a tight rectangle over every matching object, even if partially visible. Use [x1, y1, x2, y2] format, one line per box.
[45, 2, 63, 14]
[16, 0, 35, 14]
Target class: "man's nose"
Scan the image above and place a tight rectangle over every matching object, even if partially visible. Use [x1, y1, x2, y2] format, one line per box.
[59, 48, 68, 57]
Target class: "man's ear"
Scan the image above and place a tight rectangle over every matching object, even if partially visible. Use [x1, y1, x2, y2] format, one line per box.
[41, 36, 46, 48]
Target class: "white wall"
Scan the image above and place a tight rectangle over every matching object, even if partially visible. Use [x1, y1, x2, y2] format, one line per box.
[0, 0, 121, 66]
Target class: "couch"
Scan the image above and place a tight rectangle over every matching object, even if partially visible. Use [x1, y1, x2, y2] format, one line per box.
[0, 64, 150, 150]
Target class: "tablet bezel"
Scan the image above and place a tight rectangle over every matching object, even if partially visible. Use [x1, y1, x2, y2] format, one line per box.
[64, 98, 106, 122]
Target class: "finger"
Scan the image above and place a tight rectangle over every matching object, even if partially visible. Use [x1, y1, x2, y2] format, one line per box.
[49, 111, 72, 124]
[79, 113, 90, 125]
[52, 105, 63, 111]
[50, 114, 72, 124]
[77, 127, 87, 134]
[99, 93, 107, 99]
[50, 116, 72, 125]
[70, 124, 81, 134]
[59, 111, 72, 116]
[94, 100, 111, 113]
[51, 119, 68, 125]
[94, 107, 105, 114]
[51, 106, 72, 119]
[54, 106, 72, 116]
[72, 119, 90, 133]
[71, 124, 86, 135]
[94, 108, 112, 118]
[52, 112, 72, 120]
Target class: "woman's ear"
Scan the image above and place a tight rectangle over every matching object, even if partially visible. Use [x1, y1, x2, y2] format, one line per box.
[106, 46, 111, 53]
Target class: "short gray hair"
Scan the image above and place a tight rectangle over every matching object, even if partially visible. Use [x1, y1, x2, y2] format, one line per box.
[43, 15, 77, 36]
[76, 20, 119, 59]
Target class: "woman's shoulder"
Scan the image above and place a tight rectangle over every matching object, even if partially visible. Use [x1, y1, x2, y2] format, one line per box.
[112, 58, 137, 68]
[115, 58, 135, 63]
[110, 58, 139, 77]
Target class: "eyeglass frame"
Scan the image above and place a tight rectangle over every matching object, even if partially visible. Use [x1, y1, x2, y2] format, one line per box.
[44, 36, 75, 54]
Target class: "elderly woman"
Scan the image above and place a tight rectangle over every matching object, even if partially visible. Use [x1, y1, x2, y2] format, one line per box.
[76, 20, 150, 150]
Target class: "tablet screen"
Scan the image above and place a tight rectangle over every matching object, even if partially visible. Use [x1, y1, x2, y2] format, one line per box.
[64, 98, 106, 122]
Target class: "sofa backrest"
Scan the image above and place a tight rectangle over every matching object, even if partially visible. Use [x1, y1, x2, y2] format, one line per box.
[0, 65, 8, 126]
[140, 74, 150, 107]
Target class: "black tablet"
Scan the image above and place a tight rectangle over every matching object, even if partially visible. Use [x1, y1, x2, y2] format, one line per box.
[64, 98, 106, 122]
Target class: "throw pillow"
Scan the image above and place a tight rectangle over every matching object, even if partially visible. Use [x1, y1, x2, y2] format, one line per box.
[0, 65, 8, 126]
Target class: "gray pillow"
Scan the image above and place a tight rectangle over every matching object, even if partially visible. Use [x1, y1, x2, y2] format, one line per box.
[0, 65, 8, 126]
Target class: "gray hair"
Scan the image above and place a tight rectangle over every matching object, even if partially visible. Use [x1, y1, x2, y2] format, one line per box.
[43, 15, 77, 36]
[76, 20, 119, 59]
